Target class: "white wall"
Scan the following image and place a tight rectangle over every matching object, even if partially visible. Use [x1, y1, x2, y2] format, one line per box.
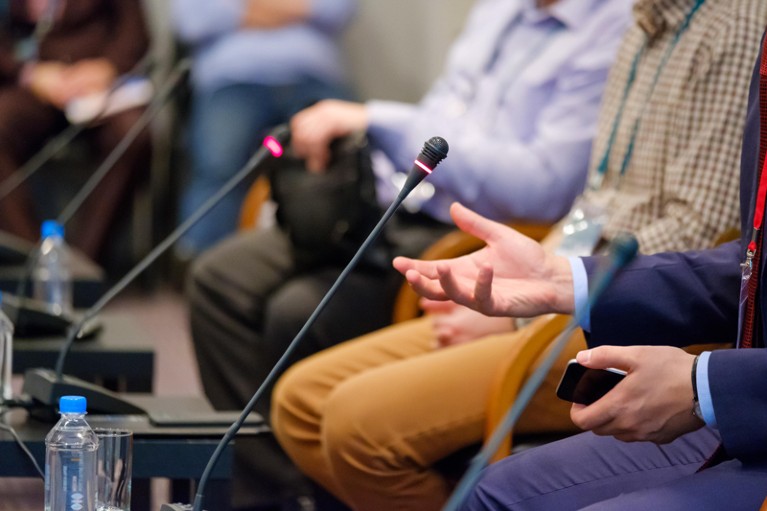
[342, 0, 475, 102]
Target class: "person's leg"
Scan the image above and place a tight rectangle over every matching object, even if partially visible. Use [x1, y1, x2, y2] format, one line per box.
[0, 87, 64, 240]
[186, 225, 297, 411]
[273, 316, 582, 511]
[272, 316, 437, 500]
[460, 428, 723, 511]
[186, 225, 317, 509]
[73, 106, 151, 259]
[178, 83, 280, 256]
[582, 458, 767, 511]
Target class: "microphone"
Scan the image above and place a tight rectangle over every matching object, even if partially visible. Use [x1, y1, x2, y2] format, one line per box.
[4, 59, 192, 337]
[169, 137, 449, 511]
[441, 233, 639, 511]
[20, 124, 292, 415]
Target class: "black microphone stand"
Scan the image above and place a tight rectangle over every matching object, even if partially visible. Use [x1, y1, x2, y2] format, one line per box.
[182, 136, 449, 511]
[21, 125, 292, 416]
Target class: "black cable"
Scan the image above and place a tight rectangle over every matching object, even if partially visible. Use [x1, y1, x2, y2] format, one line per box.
[0, 410, 44, 479]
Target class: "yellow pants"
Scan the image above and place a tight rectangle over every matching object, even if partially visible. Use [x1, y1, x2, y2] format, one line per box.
[271, 316, 585, 511]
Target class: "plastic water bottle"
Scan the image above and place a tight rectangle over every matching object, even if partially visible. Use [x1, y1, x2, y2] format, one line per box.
[0, 292, 14, 404]
[44, 396, 99, 511]
[33, 220, 74, 315]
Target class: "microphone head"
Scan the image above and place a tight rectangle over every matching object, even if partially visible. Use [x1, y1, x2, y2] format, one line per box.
[607, 232, 639, 268]
[415, 136, 449, 171]
[263, 124, 291, 158]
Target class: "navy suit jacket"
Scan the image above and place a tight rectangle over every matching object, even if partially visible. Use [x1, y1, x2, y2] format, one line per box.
[581, 42, 767, 463]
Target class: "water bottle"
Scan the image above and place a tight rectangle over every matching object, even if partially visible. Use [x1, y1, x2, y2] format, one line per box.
[44, 396, 99, 511]
[0, 292, 14, 404]
[33, 220, 74, 315]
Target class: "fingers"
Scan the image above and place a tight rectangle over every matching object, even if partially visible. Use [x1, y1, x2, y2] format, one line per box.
[290, 100, 367, 172]
[450, 202, 506, 244]
[419, 297, 456, 314]
[576, 346, 635, 372]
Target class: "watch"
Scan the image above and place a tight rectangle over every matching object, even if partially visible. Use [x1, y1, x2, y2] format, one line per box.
[691, 355, 704, 422]
[692, 397, 704, 422]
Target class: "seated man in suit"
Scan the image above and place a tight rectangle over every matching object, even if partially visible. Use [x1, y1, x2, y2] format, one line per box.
[390, 24, 767, 510]
[270, 1, 766, 510]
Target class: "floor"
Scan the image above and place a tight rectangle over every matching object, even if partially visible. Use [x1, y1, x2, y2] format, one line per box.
[0, 286, 201, 511]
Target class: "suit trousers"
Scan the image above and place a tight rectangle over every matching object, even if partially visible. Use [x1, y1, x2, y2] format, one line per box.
[187, 217, 451, 507]
[271, 315, 585, 511]
[460, 427, 767, 510]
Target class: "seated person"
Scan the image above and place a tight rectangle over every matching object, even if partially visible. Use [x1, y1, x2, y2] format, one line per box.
[270, 1, 767, 510]
[0, 0, 151, 260]
[186, 0, 632, 507]
[172, 0, 357, 258]
[388, 22, 767, 511]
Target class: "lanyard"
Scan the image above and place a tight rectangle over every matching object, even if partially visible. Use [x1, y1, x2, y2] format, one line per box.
[450, 12, 564, 110]
[743, 134, 767, 270]
[589, 0, 706, 191]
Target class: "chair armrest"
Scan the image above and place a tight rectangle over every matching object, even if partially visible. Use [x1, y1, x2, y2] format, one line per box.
[484, 314, 571, 462]
[239, 175, 271, 230]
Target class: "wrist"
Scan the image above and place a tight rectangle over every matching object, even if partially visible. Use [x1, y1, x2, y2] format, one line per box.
[550, 254, 575, 314]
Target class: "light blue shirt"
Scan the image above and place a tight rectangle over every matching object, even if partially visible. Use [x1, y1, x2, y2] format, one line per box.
[366, 0, 633, 223]
[172, 0, 356, 90]
[570, 257, 718, 427]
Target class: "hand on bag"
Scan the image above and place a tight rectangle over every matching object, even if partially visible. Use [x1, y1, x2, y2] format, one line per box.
[291, 100, 368, 172]
[394, 203, 574, 318]
[570, 345, 704, 444]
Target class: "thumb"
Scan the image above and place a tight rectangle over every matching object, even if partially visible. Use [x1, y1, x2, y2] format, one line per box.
[450, 203, 504, 244]
[576, 346, 634, 372]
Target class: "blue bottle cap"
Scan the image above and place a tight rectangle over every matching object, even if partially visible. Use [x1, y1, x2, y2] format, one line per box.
[59, 395, 87, 414]
[41, 220, 64, 239]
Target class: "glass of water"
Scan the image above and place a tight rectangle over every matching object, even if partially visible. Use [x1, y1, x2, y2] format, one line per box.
[95, 428, 133, 511]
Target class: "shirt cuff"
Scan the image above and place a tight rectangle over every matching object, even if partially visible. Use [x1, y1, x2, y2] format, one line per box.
[568, 256, 590, 332]
[696, 351, 718, 428]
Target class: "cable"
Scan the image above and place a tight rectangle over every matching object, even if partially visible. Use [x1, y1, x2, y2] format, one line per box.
[0, 409, 44, 480]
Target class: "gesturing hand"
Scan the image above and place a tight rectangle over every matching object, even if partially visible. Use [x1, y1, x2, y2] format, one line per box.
[393, 203, 574, 318]
[570, 345, 704, 444]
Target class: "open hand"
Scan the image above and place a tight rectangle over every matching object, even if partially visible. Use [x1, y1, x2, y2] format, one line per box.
[394, 203, 574, 318]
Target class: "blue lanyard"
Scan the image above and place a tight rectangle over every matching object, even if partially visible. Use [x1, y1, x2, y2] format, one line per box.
[589, 0, 706, 191]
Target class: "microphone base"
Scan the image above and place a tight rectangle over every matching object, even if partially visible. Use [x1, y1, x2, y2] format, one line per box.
[22, 368, 146, 416]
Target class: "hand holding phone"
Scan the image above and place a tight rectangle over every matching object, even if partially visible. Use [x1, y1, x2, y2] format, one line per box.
[556, 359, 626, 405]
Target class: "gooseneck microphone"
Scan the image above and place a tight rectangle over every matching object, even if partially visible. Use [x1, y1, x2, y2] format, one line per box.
[441, 233, 640, 511]
[181, 137, 449, 511]
[20, 124, 292, 413]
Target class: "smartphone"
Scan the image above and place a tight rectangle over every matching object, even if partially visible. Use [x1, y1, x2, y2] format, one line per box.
[556, 359, 627, 405]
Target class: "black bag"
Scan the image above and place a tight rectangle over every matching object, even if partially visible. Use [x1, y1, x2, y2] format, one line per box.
[265, 132, 387, 271]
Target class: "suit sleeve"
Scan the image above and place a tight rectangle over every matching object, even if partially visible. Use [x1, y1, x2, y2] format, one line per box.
[582, 241, 741, 347]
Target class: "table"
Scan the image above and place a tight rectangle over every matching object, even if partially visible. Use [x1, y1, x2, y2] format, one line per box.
[0, 395, 268, 511]
[0, 245, 105, 308]
[13, 312, 155, 392]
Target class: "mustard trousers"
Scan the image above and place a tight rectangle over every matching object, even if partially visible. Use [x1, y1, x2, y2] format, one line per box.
[271, 316, 585, 511]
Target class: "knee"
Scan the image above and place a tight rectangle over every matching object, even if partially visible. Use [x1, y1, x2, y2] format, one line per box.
[322, 376, 400, 479]
[271, 359, 324, 448]
[185, 246, 225, 310]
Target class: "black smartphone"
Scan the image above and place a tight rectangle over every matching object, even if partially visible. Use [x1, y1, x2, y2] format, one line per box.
[556, 359, 627, 405]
